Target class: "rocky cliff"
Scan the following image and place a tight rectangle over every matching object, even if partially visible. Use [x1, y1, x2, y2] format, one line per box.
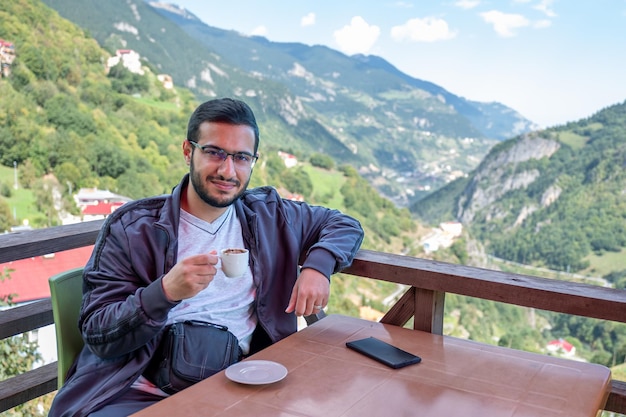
[457, 133, 561, 224]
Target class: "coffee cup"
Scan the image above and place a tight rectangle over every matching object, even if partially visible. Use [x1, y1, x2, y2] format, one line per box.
[220, 248, 249, 278]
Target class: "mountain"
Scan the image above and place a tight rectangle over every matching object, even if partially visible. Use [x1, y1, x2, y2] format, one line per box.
[40, 0, 537, 206]
[412, 101, 626, 275]
[0, 0, 417, 252]
[149, 2, 536, 142]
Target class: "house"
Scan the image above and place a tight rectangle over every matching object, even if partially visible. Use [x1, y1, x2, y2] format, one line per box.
[81, 201, 126, 221]
[74, 188, 132, 221]
[546, 338, 576, 357]
[0, 189, 127, 302]
[278, 151, 298, 168]
[157, 74, 174, 89]
[106, 49, 144, 75]
[76, 188, 131, 205]
[75, 188, 132, 204]
[440, 221, 463, 237]
[0, 38, 15, 77]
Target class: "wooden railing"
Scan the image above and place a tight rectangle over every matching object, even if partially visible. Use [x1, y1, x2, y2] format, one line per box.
[1, 220, 625, 414]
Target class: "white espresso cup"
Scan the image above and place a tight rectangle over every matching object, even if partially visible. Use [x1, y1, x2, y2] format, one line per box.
[220, 248, 249, 278]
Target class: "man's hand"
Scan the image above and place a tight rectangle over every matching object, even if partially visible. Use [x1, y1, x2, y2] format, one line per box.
[285, 268, 330, 317]
[161, 251, 219, 302]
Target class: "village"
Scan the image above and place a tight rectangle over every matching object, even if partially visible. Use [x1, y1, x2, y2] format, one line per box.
[0, 38, 15, 78]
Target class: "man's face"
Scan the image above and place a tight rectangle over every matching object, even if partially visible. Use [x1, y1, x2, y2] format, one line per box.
[184, 122, 256, 208]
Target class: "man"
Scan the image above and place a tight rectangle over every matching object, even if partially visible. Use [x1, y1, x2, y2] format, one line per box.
[49, 98, 364, 417]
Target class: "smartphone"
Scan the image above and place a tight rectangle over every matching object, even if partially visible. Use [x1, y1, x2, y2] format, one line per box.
[346, 337, 422, 369]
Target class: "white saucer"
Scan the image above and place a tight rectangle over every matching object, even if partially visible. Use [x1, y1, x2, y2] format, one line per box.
[225, 360, 288, 385]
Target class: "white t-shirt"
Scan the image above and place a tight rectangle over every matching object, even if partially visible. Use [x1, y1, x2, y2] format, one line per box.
[168, 205, 257, 354]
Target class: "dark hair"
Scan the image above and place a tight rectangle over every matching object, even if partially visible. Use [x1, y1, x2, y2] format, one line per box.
[187, 98, 260, 153]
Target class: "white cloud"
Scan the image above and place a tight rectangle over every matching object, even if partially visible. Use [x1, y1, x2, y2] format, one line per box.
[301, 12, 315, 27]
[333, 16, 380, 55]
[455, 0, 480, 9]
[391, 17, 457, 42]
[480, 10, 530, 37]
[251, 25, 267, 36]
[534, 0, 557, 18]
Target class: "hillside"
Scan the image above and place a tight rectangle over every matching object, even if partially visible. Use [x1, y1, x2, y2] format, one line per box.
[39, 0, 538, 207]
[413, 101, 626, 279]
[0, 0, 424, 242]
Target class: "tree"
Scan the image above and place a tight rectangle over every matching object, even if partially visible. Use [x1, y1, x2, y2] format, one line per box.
[90, 140, 131, 178]
[54, 162, 81, 195]
[18, 159, 41, 190]
[115, 171, 162, 200]
[282, 168, 313, 197]
[263, 152, 287, 184]
[309, 153, 335, 170]
[44, 95, 97, 136]
[19, 44, 59, 81]
[108, 62, 150, 95]
[0, 198, 13, 232]
[32, 178, 59, 227]
[450, 238, 469, 264]
[498, 326, 544, 353]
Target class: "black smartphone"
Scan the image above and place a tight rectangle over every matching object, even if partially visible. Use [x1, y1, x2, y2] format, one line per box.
[346, 337, 422, 369]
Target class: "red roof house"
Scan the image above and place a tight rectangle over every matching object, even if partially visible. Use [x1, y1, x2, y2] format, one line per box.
[0, 246, 93, 304]
[82, 201, 124, 217]
[546, 338, 576, 357]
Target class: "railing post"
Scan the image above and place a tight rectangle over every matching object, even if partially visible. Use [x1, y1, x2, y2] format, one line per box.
[413, 288, 445, 334]
[379, 287, 445, 334]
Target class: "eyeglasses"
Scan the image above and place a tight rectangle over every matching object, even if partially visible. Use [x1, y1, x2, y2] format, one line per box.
[188, 140, 258, 169]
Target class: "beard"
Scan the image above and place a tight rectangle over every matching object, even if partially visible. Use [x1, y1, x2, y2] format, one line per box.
[189, 157, 250, 208]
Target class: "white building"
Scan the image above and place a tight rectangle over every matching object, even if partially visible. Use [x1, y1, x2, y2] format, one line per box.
[278, 151, 298, 168]
[75, 188, 132, 206]
[157, 74, 174, 89]
[106, 49, 144, 75]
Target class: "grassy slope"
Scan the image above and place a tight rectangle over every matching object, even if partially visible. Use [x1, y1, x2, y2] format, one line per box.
[0, 166, 40, 226]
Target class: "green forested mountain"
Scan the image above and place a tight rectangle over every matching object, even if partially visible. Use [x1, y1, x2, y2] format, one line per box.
[38, 0, 538, 207]
[1, 0, 191, 199]
[413, 101, 626, 279]
[0, 0, 417, 251]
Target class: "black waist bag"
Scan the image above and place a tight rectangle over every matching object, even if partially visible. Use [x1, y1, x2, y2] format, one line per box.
[145, 320, 242, 394]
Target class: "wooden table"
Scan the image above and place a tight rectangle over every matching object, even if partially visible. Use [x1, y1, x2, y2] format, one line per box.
[132, 314, 611, 417]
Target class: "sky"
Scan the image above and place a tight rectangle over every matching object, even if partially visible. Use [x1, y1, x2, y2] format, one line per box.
[170, 0, 626, 128]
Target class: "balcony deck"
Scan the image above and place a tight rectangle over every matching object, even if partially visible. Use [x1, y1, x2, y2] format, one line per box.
[1, 220, 625, 414]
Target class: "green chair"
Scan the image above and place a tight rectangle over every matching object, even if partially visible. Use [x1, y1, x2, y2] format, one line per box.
[49, 267, 84, 388]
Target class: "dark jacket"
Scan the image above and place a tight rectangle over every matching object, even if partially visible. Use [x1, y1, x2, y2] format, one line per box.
[49, 174, 363, 417]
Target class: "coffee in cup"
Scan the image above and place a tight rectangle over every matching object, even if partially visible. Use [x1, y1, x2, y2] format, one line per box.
[220, 248, 249, 278]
